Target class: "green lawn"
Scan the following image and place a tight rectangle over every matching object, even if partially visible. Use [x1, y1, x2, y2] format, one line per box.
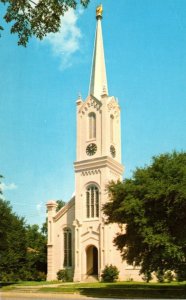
[13, 280, 59, 286]
[1, 281, 186, 299]
[39, 281, 186, 298]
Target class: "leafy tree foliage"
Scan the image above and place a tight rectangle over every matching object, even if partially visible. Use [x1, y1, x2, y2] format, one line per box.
[26, 199, 66, 279]
[41, 199, 65, 236]
[25, 224, 47, 280]
[103, 152, 186, 279]
[0, 0, 90, 46]
[0, 176, 27, 280]
[0, 175, 47, 281]
[0, 200, 27, 281]
[56, 199, 66, 212]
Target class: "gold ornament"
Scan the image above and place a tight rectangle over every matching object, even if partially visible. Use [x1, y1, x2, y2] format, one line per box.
[96, 4, 103, 19]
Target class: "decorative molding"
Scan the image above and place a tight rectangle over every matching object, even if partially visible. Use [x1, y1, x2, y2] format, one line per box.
[74, 156, 124, 175]
[73, 219, 82, 227]
[107, 97, 120, 118]
[81, 229, 99, 243]
[79, 95, 102, 115]
[81, 227, 99, 237]
[81, 169, 101, 176]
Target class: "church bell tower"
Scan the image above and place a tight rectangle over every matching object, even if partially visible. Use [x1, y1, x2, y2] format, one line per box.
[73, 5, 124, 281]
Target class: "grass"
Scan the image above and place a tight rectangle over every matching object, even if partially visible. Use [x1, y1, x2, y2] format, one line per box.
[1, 281, 186, 299]
[39, 282, 186, 299]
[0, 280, 59, 291]
[14, 280, 59, 286]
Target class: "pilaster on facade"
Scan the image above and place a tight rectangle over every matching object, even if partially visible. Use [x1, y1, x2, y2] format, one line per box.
[46, 201, 58, 281]
[47, 201, 57, 245]
[73, 219, 82, 282]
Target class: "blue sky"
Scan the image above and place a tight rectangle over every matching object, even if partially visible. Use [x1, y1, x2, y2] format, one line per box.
[0, 0, 186, 226]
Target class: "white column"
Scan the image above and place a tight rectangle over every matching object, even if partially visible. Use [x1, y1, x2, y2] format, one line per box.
[46, 200, 57, 281]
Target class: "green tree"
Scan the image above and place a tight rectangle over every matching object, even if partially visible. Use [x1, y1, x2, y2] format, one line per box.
[0, 0, 90, 46]
[103, 152, 186, 279]
[41, 199, 65, 236]
[0, 197, 27, 281]
[0, 201, 47, 281]
[25, 224, 47, 280]
[56, 199, 66, 212]
[0, 176, 48, 281]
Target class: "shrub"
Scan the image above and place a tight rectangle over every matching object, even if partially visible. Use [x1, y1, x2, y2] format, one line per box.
[34, 271, 46, 281]
[57, 269, 70, 282]
[164, 271, 174, 283]
[156, 270, 164, 283]
[18, 269, 46, 281]
[175, 265, 186, 282]
[142, 271, 153, 283]
[0, 272, 19, 282]
[101, 264, 119, 282]
[126, 276, 134, 282]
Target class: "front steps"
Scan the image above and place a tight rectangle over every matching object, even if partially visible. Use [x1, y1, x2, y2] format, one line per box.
[84, 275, 99, 282]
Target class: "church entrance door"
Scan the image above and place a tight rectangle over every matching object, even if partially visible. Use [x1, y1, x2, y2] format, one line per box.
[86, 245, 98, 275]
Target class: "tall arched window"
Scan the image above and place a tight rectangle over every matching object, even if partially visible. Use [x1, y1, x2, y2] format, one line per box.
[89, 113, 96, 139]
[110, 115, 114, 142]
[86, 185, 99, 218]
[63, 227, 72, 267]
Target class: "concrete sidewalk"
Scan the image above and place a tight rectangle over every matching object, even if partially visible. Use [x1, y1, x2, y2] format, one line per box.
[1, 291, 88, 299]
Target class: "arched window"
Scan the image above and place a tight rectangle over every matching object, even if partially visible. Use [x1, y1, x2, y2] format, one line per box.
[89, 112, 96, 139]
[63, 227, 72, 267]
[86, 185, 99, 218]
[110, 115, 114, 142]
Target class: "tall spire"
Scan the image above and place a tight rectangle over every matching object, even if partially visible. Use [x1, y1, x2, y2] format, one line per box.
[89, 4, 108, 100]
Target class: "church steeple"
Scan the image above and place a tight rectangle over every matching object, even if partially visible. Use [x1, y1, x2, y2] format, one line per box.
[89, 5, 108, 100]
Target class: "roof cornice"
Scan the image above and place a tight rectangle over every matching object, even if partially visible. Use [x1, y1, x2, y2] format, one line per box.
[74, 156, 124, 175]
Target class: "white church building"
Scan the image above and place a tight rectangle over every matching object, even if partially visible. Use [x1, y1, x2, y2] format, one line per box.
[47, 5, 139, 282]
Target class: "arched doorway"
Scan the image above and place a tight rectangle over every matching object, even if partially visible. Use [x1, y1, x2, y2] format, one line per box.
[86, 245, 98, 275]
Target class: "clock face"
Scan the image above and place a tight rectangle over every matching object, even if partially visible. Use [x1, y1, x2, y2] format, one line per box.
[86, 143, 97, 156]
[110, 145, 116, 158]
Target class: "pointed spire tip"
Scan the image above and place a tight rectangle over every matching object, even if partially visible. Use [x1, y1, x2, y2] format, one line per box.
[96, 4, 103, 19]
[89, 4, 108, 100]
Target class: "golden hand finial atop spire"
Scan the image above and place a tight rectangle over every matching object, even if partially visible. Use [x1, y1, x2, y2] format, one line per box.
[96, 4, 103, 19]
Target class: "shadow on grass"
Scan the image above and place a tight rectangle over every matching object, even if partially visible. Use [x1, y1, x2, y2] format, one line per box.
[78, 285, 186, 299]
[0, 282, 17, 288]
[102, 283, 186, 289]
[39, 283, 186, 299]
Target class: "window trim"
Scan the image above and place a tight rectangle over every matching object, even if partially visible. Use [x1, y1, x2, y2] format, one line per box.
[88, 112, 96, 140]
[86, 185, 99, 219]
[63, 227, 72, 268]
